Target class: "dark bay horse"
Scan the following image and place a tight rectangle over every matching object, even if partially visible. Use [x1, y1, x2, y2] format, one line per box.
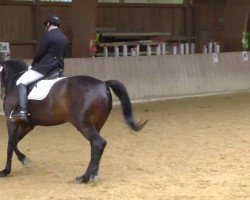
[0, 59, 146, 183]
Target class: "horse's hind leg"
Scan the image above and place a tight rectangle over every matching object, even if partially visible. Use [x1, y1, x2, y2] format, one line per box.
[74, 125, 107, 183]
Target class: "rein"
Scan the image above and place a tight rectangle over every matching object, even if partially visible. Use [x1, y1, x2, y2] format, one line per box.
[0, 65, 3, 100]
[6, 70, 26, 81]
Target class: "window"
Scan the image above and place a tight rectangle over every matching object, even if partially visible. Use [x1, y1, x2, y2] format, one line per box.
[99, 0, 183, 3]
[38, 0, 183, 4]
[39, 0, 71, 1]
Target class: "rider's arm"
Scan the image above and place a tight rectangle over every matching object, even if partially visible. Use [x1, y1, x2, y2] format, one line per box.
[31, 33, 49, 66]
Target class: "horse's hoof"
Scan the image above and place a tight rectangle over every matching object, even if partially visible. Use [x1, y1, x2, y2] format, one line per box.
[89, 175, 99, 184]
[22, 157, 31, 168]
[0, 169, 10, 178]
[74, 175, 90, 184]
[74, 174, 99, 184]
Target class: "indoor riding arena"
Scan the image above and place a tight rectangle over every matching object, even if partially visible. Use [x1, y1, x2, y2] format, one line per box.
[0, 92, 249, 199]
[0, 0, 250, 200]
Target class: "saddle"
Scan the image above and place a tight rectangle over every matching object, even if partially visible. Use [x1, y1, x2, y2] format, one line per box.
[27, 68, 65, 93]
[46, 68, 65, 80]
[27, 68, 66, 100]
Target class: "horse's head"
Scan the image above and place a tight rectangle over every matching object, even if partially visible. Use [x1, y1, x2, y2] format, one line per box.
[0, 59, 28, 99]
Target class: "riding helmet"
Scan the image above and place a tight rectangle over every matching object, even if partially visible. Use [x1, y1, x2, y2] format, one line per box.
[44, 15, 61, 26]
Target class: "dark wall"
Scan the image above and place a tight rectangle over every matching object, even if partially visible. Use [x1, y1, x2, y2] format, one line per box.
[97, 4, 185, 35]
[0, 1, 71, 58]
[0, 1, 191, 58]
[195, 0, 250, 52]
[0, 3, 35, 58]
[2, 1, 249, 57]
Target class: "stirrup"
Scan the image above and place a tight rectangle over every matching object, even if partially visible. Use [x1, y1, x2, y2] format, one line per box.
[11, 109, 29, 121]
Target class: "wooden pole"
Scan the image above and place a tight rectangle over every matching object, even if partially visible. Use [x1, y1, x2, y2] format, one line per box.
[33, 0, 40, 40]
[184, 0, 192, 42]
[71, 0, 98, 58]
[247, 8, 250, 32]
[243, 8, 250, 32]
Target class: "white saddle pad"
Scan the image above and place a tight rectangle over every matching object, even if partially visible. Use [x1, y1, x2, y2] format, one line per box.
[28, 77, 66, 100]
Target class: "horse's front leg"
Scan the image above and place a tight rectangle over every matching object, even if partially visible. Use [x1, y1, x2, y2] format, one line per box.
[14, 124, 34, 167]
[13, 145, 31, 169]
[0, 120, 19, 177]
[74, 126, 107, 184]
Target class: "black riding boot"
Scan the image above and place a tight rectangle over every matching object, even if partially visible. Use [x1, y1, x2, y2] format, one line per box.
[13, 84, 28, 120]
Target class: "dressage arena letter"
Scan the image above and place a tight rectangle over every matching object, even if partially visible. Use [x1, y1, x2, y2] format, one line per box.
[242, 51, 248, 61]
[212, 53, 219, 63]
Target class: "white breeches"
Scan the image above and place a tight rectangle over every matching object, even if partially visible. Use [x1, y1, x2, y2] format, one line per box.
[16, 69, 44, 86]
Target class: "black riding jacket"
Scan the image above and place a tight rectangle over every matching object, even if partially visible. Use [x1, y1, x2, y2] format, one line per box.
[31, 28, 68, 75]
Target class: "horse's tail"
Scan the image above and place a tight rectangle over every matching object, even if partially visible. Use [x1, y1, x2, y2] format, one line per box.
[106, 80, 147, 132]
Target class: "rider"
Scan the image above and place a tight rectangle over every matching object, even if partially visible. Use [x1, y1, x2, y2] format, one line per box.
[13, 14, 69, 120]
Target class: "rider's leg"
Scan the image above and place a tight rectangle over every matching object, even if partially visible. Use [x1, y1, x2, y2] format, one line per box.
[16, 69, 44, 86]
[14, 84, 28, 118]
[13, 70, 44, 120]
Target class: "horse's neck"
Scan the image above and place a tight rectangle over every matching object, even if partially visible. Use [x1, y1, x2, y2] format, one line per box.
[4, 76, 19, 97]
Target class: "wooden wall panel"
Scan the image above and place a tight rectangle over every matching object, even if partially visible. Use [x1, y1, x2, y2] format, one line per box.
[71, 0, 98, 57]
[197, 4, 225, 31]
[195, 0, 225, 51]
[0, 5, 33, 42]
[97, 5, 184, 36]
[173, 8, 185, 37]
[36, 6, 71, 40]
[223, 4, 249, 51]
[195, 0, 250, 52]
[4, 1, 249, 56]
[0, 3, 71, 59]
[10, 45, 35, 59]
[0, 2, 187, 58]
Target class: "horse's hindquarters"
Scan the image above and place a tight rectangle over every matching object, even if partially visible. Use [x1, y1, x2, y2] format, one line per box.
[27, 76, 112, 129]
